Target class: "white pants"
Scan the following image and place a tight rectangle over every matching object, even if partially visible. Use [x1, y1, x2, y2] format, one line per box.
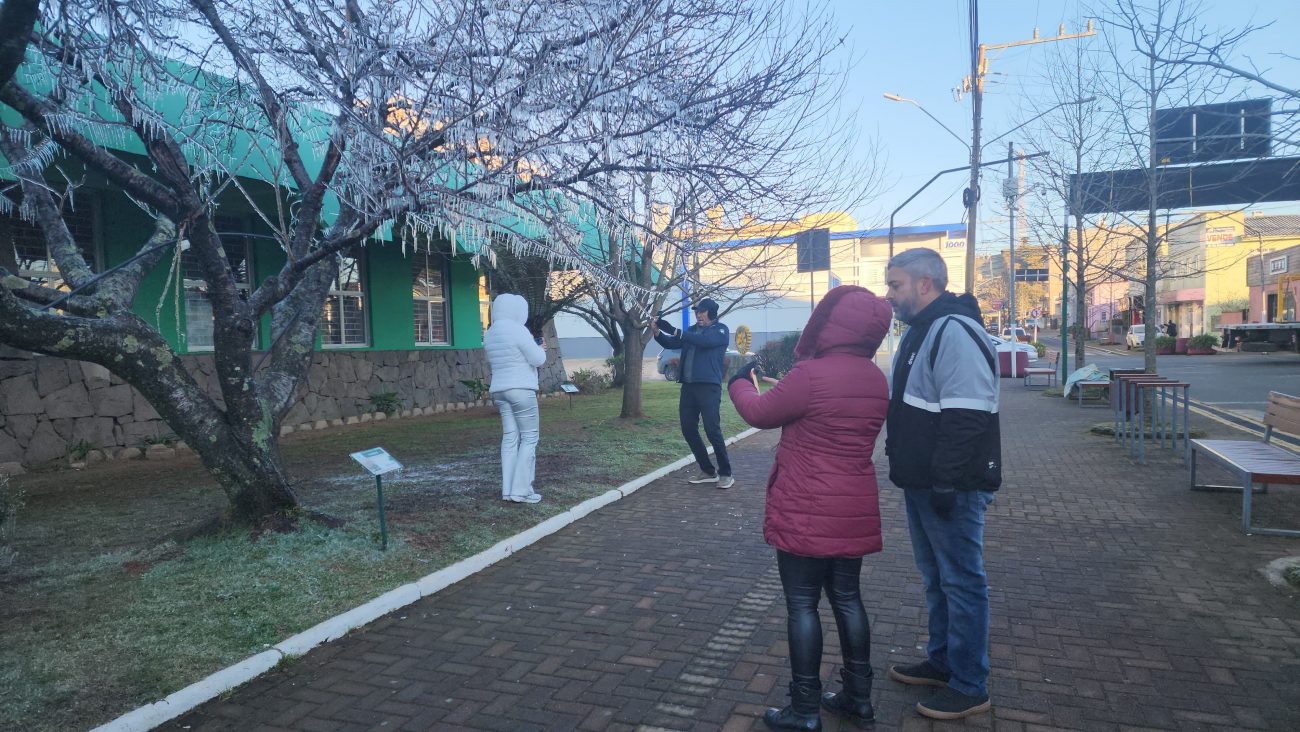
[493, 388, 540, 500]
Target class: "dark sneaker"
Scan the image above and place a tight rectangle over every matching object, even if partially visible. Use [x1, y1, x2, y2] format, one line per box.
[916, 687, 991, 720]
[688, 473, 719, 484]
[887, 661, 949, 687]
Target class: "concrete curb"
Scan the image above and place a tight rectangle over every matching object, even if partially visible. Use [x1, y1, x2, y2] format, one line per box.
[90, 426, 763, 732]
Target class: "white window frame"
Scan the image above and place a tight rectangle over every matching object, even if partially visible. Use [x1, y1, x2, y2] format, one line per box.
[320, 252, 370, 348]
[412, 250, 451, 346]
[1268, 256, 1288, 275]
[182, 217, 255, 352]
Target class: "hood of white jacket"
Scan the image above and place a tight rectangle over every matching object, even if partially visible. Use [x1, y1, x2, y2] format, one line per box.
[490, 293, 529, 327]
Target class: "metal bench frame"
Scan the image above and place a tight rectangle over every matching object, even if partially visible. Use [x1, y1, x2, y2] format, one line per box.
[1189, 392, 1300, 537]
[1022, 351, 1059, 388]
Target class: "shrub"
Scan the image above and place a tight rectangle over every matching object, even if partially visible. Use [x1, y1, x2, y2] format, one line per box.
[605, 354, 626, 387]
[67, 439, 96, 461]
[569, 368, 612, 393]
[458, 378, 491, 401]
[0, 472, 23, 567]
[757, 333, 801, 377]
[368, 390, 401, 414]
[1154, 335, 1177, 349]
[1029, 341, 1047, 358]
[1188, 333, 1219, 349]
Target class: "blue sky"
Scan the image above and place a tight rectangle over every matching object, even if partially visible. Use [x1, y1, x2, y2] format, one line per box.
[827, 0, 1300, 252]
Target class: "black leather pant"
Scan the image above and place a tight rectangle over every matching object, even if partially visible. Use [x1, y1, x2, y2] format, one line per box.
[776, 550, 873, 683]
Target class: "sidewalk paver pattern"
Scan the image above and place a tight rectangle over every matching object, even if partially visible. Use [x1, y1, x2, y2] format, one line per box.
[170, 387, 1300, 731]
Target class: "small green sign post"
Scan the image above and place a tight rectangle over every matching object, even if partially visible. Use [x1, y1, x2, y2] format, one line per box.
[349, 447, 403, 550]
[560, 382, 580, 409]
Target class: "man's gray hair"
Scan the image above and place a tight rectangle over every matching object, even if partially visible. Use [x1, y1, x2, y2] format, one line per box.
[887, 248, 949, 291]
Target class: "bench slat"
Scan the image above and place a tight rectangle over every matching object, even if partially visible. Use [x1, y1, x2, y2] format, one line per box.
[1264, 391, 1300, 437]
[1191, 439, 1300, 484]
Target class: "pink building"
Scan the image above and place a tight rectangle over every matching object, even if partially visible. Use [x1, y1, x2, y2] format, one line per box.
[1247, 243, 1300, 323]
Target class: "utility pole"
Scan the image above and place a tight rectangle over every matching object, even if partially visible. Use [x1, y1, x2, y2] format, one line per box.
[963, 0, 982, 295]
[959, 18, 1096, 294]
[1006, 141, 1018, 378]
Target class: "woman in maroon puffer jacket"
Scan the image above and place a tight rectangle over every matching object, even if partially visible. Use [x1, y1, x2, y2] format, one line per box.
[728, 285, 892, 732]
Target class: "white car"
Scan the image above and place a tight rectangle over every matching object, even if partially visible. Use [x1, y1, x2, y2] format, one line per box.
[1125, 324, 1145, 350]
[988, 334, 1038, 360]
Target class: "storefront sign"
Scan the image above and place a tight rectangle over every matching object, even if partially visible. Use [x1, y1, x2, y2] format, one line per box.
[1205, 226, 1237, 247]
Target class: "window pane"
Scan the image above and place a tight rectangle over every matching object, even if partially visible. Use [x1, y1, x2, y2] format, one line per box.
[1, 199, 97, 289]
[338, 255, 363, 292]
[427, 300, 447, 343]
[322, 293, 344, 345]
[181, 233, 257, 351]
[341, 294, 367, 344]
[185, 292, 215, 349]
[320, 252, 368, 347]
[412, 252, 448, 344]
[413, 301, 430, 343]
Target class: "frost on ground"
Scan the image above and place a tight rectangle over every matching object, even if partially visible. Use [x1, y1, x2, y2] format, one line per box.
[317, 453, 498, 497]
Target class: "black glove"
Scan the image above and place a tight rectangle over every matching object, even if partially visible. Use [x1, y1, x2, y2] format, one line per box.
[930, 486, 957, 520]
[727, 360, 761, 388]
[654, 318, 678, 337]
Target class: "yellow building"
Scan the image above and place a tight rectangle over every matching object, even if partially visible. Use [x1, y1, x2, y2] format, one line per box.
[1158, 212, 1300, 335]
[696, 220, 967, 343]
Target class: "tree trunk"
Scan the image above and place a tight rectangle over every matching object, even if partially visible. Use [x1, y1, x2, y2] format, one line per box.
[620, 328, 646, 418]
[1144, 242, 1159, 374]
[201, 433, 300, 523]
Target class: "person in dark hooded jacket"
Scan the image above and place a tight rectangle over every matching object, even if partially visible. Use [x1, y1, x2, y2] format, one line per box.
[728, 285, 892, 731]
[883, 248, 1000, 721]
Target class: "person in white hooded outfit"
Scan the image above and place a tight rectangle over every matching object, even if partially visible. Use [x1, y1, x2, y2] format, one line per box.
[484, 294, 548, 504]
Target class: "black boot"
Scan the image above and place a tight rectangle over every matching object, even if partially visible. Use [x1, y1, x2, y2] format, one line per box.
[820, 666, 875, 726]
[763, 679, 822, 731]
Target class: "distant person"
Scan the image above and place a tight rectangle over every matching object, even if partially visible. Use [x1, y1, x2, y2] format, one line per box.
[484, 294, 547, 504]
[652, 298, 733, 488]
[1166, 320, 1178, 338]
[728, 286, 893, 731]
[883, 248, 1001, 720]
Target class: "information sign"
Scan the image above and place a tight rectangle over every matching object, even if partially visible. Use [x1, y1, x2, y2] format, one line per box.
[349, 447, 403, 477]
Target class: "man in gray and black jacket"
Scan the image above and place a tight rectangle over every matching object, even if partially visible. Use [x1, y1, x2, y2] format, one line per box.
[882, 248, 1001, 721]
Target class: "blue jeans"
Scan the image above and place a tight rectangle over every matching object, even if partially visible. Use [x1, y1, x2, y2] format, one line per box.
[903, 488, 994, 697]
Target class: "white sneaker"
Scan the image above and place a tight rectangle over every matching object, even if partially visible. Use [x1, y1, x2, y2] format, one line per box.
[688, 474, 720, 484]
[505, 493, 542, 504]
[717, 476, 735, 489]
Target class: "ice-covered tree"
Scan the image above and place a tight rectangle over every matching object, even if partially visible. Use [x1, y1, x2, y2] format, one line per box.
[0, 0, 859, 522]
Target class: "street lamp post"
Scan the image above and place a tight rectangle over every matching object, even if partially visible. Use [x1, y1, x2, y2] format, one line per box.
[882, 94, 970, 151]
[888, 152, 1047, 260]
[883, 93, 1095, 289]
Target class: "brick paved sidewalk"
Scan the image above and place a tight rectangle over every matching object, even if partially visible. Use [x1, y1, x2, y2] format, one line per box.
[169, 386, 1300, 731]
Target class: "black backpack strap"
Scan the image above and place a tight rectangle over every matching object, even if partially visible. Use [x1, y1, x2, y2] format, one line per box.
[929, 317, 996, 374]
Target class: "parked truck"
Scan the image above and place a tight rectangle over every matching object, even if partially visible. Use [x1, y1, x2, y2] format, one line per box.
[1221, 322, 1300, 353]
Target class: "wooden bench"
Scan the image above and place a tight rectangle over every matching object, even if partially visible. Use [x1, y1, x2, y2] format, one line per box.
[1190, 392, 1300, 537]
[1022, 351, 1059, 388]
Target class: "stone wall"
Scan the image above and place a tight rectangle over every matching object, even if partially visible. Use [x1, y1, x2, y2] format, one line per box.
[0, 344, 567, 471]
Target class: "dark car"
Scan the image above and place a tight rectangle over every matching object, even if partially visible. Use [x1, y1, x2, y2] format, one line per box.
[656, 348, 751, 381]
